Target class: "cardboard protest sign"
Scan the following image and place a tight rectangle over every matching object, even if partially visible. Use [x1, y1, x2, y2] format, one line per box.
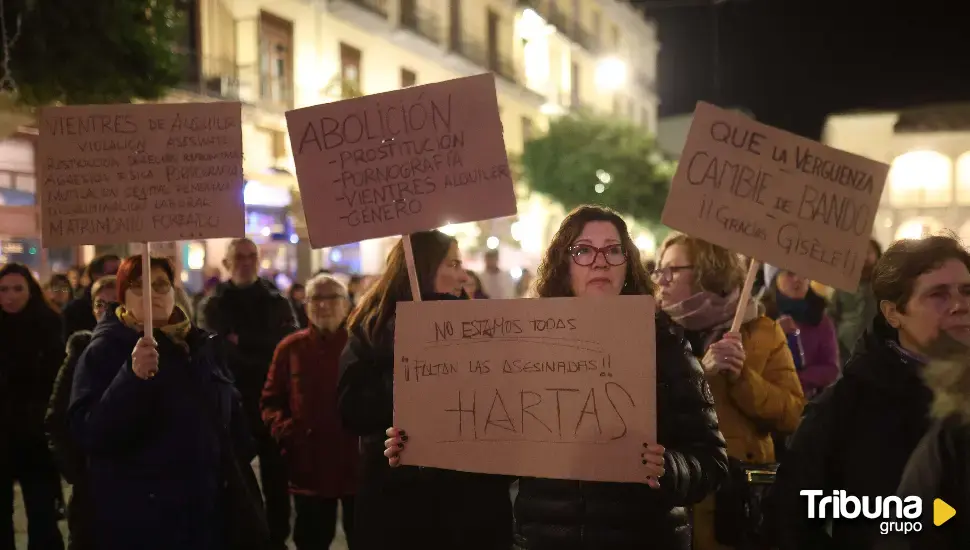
[0, 205, 39, 238]
[286, 73, 516, 248]
[131, 240, 180, 264]
[394, 295, 657, 483]
[132, 240, 183, 281]
[37, 102, 245, 248]
[662, 102, 889, 291]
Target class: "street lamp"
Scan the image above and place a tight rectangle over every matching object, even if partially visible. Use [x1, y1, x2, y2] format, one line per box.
[594, 57, 628, 91]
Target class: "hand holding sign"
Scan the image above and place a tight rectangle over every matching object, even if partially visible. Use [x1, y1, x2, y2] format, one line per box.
[384, 427, 408, 468]
[642, 443, 666, 489]
[703, 332, 745, 378]
[131, 336, 159, 380]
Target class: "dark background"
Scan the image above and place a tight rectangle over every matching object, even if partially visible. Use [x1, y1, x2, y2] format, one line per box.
[635, 0, 970, 139]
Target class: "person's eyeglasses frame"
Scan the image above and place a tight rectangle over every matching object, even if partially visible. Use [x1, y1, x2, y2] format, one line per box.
[567, 244, 629, 267]
[650, 265, 694, 284]
[128, 280, 174, 296]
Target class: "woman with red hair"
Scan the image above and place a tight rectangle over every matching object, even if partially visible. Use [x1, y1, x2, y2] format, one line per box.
[68, 255, 256, 550]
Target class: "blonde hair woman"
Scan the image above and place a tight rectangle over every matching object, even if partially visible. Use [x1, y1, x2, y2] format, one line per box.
[654, 233, 805, 550]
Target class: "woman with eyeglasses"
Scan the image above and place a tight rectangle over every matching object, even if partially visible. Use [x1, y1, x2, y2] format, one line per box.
[654, 234, 804, 550]
[68, 256, 254, 550]
[385, 207, 729, 550]
[46, 275, 116, 550]
[0, 263, 66, 550]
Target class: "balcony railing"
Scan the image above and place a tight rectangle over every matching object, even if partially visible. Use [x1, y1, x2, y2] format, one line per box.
[518, 0, 598, 53]
[259, 74, 295, 108]
[345, 0, 388, 18]
[452, 38, 518, 84]
[400, 4, 440, 44]
[233, 63, 294, 110]
[175, 51, 242, 100]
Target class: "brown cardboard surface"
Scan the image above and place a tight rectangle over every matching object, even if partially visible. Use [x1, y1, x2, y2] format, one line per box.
[394, 295, 657, 483]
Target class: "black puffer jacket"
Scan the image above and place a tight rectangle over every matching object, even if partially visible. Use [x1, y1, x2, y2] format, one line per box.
[337, 293, 513, 550]
[773, 314, 934, 550]
[513, 311, 729, 550]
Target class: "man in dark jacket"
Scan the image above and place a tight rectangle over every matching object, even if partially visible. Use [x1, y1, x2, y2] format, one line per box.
[198, 238, 298, 550]
[774, 235, 970, 550]
[62, 254, 119, 338]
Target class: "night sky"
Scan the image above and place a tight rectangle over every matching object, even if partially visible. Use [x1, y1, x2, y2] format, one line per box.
[636, 0, 970, 140]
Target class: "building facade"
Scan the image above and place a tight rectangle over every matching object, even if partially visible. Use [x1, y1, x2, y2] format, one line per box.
[823, 104, 970, 248]
[197, 0, 660, 280]
[0, 0, 660, 287]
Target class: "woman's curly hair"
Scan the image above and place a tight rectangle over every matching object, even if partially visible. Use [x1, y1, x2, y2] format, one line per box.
[533, 205, 654, 298]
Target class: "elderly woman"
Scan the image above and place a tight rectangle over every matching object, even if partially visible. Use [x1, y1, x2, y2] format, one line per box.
[261, 274, 358, 549]
[776, 235, 970, 549]
[386, 206, 730, 549]
[654, 235, 805, 549]
[68, 256, 254, 550]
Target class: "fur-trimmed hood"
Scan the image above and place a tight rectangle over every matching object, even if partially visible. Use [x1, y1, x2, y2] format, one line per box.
[922, 334, 970, 425]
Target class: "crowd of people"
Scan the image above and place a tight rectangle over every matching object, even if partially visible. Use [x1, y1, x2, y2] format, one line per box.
[1, 204, 968, 550]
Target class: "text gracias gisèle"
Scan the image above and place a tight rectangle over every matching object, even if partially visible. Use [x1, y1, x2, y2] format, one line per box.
[294, 91, 510, 228]
[683, 119, 880, 276]
[399, 315, 637, 444]
[43, 113, 240, 239]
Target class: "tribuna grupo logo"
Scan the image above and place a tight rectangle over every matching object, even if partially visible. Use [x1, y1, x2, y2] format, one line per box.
[800, 490, 923, 535]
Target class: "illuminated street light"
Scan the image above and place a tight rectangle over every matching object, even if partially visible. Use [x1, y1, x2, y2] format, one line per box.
[595, 57, 628, 91]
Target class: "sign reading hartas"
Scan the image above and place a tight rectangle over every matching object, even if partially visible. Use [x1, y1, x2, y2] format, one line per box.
[286, 73, 516, 248]
[394, 295, 657, 483]
[662, 102, 890, 291]
[38, 102, 245, 247]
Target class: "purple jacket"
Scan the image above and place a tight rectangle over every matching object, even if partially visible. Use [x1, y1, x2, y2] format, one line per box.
[792, 315, 840, 397]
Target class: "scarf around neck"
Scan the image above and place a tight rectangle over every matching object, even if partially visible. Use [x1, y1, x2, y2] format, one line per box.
[663, 288, 761, 332]
[116, 305, 192, 351]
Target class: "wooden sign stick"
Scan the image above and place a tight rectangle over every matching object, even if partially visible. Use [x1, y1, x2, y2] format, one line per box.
[401, 234, 421, 302]
[141, 242, 153, 337]
[730, 259, 761, 333]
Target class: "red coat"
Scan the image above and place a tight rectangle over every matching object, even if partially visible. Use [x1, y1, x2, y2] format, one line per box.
[261, 326, 358, 497]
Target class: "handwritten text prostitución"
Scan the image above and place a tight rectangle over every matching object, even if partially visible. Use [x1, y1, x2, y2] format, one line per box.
[661, 102, 890, 292]
[37, 102, 245, 248]
[286, 74, 517, 248]
[393, 295, 657, 484]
